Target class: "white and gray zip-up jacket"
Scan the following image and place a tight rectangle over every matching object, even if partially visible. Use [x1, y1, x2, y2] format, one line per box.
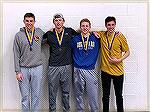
[13, 27, 45, 73]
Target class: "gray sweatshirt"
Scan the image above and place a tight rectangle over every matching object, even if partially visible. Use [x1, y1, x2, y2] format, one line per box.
[13, 27, 45, 73]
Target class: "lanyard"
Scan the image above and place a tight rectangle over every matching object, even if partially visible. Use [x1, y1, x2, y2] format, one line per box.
[81, 33, 90, 51]
[55, 29, 64, 46]
[106, 32, 116, 51]
[24, 27, 35, 51]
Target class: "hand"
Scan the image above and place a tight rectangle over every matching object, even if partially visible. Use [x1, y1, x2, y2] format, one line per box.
[49, 28, 53, 31]
[16, 72, 23, 81]
[115, 31, 122, 37]
[76, 29, 81, 33]
[45, 43, 50, 47]
[108, 57, 122, 64]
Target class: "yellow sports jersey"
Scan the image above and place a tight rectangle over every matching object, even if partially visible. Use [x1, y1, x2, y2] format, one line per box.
[98, 31, 129, 76]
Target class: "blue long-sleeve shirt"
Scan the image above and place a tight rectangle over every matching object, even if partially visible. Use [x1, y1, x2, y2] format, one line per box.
[71, 33, 100, 70]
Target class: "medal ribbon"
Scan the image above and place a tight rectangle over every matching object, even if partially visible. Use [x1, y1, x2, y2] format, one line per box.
[81, 33, 90, 51]
[55, 29, 64, 46]
[24, 27, 35, 51]
[106, 32, 116, 51]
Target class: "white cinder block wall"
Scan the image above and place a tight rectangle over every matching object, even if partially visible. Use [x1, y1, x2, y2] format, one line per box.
[2, 2, 148, 111]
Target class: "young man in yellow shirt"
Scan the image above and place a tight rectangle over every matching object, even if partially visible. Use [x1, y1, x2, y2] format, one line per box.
[98, 16, 130, 112]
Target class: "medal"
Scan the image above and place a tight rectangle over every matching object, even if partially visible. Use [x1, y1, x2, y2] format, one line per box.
[55, 29, 64, 46]
[24, 27, 35, 51]
[106, 32, 116, 56]
[55, 28, 64, 52]
[81, 33, 90, 52]
[84, 50, 88, 55]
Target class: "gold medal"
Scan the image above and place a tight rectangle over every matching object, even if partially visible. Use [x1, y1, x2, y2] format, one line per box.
[25, 27, 35, 51]
[25, 27, 34, 44]
[106, 32, 116, 56]
[81, 33, 90, 51]
[56, 29, 64, 46]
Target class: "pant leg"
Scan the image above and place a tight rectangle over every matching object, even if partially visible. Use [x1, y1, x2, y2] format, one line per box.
[48, 66, 60, 112]
[30, 65, 43, 112]
[84, 69, 99, 112]
[60, 65, 72, 112]
[73, 68, 85, 112]
[19, 67, 30, 112]
[113, 75, 124, 112]
[101, 71, 111, 112]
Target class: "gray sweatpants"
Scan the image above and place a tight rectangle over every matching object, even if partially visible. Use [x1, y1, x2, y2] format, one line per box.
[48, 65, 72, 112]
[73, 67, 99, 112]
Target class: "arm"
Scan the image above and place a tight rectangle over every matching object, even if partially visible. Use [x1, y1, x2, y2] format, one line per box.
[37, 28, 47, 44]
[93, 31, 101, 38]
[42, 32, 51, 47]
[70, 27, 79, 37]
[109, 50, 130, 64]
[93, 31, 121, 38]
[71, 36, 76, 49]
[120, 50, 130, 61]
[42, 32, 48, 44]
[109, 33, 130, 64]
[13, 34, 21, 73]
[13, 34, 23, 81]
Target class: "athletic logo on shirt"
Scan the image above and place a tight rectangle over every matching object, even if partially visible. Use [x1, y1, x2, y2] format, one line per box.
[77, 41, 95, 50]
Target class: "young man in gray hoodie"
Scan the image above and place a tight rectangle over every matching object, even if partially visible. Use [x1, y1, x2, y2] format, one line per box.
[13, 13, 45, 112]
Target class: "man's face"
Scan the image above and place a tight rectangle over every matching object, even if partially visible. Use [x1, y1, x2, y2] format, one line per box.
[23, 17, 35, 30]
[53, 18, 64, 29]
[80, 22, 91, 35]
[105, 21, 116, 33]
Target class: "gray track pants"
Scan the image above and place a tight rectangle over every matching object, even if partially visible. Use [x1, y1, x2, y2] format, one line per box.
[73, 67, 99, 112]
[48, 65, 72, 112]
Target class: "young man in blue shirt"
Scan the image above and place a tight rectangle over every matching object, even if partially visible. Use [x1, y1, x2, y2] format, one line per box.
[72, 18, 100, 112]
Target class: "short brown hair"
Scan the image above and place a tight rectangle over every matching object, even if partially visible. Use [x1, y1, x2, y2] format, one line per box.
[24, 13, 35, 21]
[80, 18, 91, 27]
[105, 16, 116, 25]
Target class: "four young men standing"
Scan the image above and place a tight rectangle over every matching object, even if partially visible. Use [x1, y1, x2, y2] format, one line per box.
[13, 13, 130, 112]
